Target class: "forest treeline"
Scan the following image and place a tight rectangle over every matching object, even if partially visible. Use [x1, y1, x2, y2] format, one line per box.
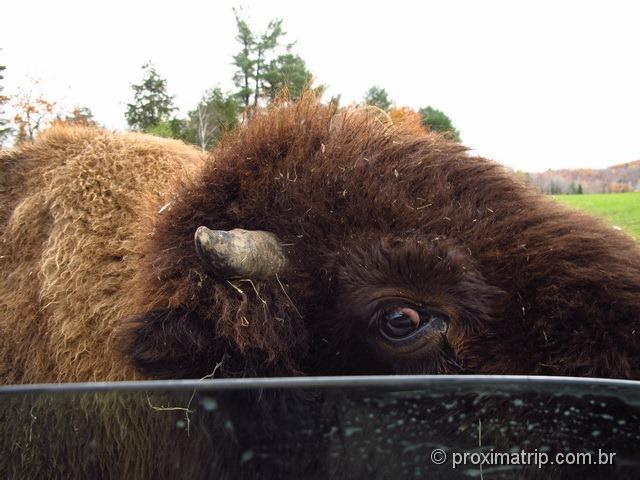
[0, 10, 459, 150]
[521, 160, 640, 194]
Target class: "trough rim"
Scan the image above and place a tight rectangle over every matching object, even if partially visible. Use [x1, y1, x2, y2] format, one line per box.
[1, 374, 640, 396]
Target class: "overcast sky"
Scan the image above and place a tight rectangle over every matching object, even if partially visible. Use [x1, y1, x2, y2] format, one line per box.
[2, 0, 639, 172]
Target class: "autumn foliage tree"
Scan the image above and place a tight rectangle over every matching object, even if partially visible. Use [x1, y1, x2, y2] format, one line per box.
[11, 83, 57, 144]
[62, 106, 96, 126]
[0, 64, 11, 144]
[388, 107, 428, 136]
[361, 85, 461, 142]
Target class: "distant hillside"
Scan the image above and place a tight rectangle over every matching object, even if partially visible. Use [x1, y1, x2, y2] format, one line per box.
[525, 160, 640, 194]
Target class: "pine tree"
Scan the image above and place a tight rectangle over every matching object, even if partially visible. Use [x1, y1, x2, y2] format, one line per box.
[262, 53, 313, 101]
[419, 106, 461, 142]
[232, 10, 314, 115]
[363, 86, 392, 111]
[251, 18, 283, 108]
[232, 12, 255, 110]
[125, 63, 176, 131]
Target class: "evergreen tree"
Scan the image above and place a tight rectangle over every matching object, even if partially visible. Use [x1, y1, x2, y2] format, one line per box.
[232, 10, 314, 114]
[363, 86, 392, 111]
[419, 106, 461, 142]
[262, 53, 313, 101]
[250, 17, 283, 108]
[125, 63, 175, 131]
[232, 12, 255, 110]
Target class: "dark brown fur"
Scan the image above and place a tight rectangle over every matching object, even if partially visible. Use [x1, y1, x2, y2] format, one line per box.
[2, 96, 640, 384]
[126, 96, 640, 381]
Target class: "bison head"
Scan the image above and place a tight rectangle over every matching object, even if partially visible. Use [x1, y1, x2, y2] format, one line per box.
[123, 96, 640, 381]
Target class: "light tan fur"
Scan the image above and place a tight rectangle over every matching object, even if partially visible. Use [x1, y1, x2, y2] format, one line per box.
[0, 125, 204, 383]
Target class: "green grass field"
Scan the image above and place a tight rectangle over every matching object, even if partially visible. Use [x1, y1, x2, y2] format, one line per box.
[553, 192, 640, 240]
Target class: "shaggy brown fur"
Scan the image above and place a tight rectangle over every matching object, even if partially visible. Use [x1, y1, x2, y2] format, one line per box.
[0, 126, 203, 383]
[2, 96, 640, 384]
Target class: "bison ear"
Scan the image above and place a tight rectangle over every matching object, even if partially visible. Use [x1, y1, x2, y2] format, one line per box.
[123, 308, 223, 379]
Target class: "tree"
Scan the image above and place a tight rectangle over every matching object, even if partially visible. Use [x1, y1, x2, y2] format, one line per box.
[125, 63, 175, 131]
[262, 53, 313, 101]
[568, 182, 579, 194]
[363, 86, 392, 111]
[0, 63, 11, 144]
[232, 11, 256, 110]
[328, 94, 342, 108]
[419, 106, 461, 142]
[11, 83, 57, 143]
[388, 107, 428, 136]
[232, 10, 315, 116]
[548, 179, 565, 195]
[250, 17, 283, 108]
[63, 106, 96, 126]
[186, 88, 239, 151]
[514, 170, 532, 187]
[143, 88, 239, 149]
[146, 118, 189, 140]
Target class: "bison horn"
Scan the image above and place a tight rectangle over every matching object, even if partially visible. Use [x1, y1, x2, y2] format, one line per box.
[194, 226, 287, 279]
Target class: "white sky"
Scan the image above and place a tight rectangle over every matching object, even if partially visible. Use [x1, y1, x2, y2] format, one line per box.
[2, 0, 639, 172]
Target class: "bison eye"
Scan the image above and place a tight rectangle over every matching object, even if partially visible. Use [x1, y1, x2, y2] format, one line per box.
[378, 306, 448, 342]
[380, 308, 420, 339]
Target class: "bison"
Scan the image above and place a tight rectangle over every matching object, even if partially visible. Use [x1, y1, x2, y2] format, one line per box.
[1, 95, 640, 385]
